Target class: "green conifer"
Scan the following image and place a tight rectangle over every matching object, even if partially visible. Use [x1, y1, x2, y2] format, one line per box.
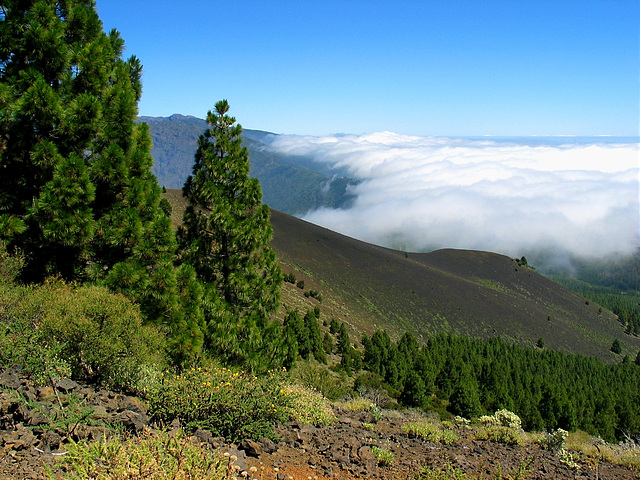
[0, 1, 178, 326]
[178, 100, 284, 370]
[179, 100, 281, 317]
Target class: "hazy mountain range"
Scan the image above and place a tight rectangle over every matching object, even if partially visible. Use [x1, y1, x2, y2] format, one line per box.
[139, 114, 358, 215]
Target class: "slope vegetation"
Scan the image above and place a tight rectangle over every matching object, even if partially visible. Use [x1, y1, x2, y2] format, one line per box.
[268, 209, 640, 361]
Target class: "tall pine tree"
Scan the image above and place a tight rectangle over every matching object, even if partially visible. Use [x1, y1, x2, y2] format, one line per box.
[178, 99, 284, 371]
[0, 1, 178, 326]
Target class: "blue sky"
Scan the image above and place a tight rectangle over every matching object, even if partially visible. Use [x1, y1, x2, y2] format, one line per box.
[96, 1, 639, 137]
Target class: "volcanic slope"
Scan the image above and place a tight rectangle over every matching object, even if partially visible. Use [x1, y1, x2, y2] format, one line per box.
[269, 210, 640, 361]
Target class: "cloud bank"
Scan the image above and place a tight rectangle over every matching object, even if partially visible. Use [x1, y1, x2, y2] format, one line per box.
[267, 132, 639, 265]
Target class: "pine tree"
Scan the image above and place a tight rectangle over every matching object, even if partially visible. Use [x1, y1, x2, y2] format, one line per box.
[179, 99, 281, 318]
[0, 1, 178, 325]
[611, 338, 622, 355]
[304, 309, 326, 364]
[178, 100, 283, 370]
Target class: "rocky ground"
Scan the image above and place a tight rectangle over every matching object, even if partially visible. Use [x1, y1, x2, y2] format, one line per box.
[0, 368, 637, 480]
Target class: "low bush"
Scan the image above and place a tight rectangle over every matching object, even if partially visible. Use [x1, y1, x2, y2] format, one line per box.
[403, 420, 460, 445]
[543, 428, 568, 453]
[304, 289, 323, 302]
[335, 396, 376, 413]
[478, 409, 522, 429]
[371, 446, 394, 466]
[289, 361, 346, 400]
[148, 366, 288, 441]
[565, 431, 640, 471]
[278, 383, 336, 426]
[416, 463, 468, 480]
[45, 430, 231, 480]
[476, 425, 525, 446]
[0, 279, 164, 392]
[148, 366, 336, 441]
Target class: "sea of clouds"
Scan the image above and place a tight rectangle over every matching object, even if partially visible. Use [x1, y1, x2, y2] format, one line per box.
[266, 132, 639, 269]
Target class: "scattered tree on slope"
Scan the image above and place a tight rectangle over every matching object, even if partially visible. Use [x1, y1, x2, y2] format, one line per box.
[178, 100, 285, 371]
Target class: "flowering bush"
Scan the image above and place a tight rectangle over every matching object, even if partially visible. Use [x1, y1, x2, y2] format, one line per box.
[479, 409, 522, 429]
[278, 384, 336, 426]
[148, 366, 336, 441]
[148, 367, 289, 441]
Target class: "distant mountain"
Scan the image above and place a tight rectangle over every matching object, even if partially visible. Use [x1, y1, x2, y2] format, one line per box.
[138, 115, 357, 215]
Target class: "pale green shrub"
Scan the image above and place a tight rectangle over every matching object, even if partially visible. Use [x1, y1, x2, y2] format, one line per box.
[544, 428, 569, 453]
[279, 383, 336, 426]
[371, 446, 394, 466]
[494, 409, 522, 429]
[334, 396, 376, 413]
[403, 421, 460, 445]
[479, 409, 522, 429]
[476, 426, 525, 446]
[403, 421, 441, 442]
[46, 430, 231, 479]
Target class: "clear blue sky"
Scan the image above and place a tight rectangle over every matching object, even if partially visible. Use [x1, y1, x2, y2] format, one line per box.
[96, 1, 639, 137]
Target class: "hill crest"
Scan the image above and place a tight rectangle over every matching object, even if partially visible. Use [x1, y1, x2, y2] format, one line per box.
[267, 208, 639, 361]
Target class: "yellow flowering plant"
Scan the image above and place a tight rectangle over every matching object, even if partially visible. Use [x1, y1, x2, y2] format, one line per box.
[148, 366, 290, 442]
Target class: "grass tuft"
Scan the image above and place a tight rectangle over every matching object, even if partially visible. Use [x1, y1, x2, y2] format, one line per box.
[45, 430, 231, 480]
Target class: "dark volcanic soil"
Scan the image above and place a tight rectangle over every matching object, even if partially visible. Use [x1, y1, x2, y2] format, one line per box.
[0, 368, 637, 480]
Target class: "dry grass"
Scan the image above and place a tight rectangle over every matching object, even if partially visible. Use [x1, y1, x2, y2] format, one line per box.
[566, 430, 640, 471]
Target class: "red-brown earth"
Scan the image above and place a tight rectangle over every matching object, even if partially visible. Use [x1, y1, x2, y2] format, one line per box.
[0, 368, 637, 480]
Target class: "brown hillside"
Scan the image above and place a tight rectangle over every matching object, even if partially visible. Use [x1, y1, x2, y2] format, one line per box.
[269, 209, 640, 361]
[163, 189, 639, 361]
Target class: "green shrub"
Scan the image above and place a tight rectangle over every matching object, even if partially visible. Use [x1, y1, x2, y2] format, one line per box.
[335, 396, 376, 413]
[402, 421, 460, 445]
[278, 384, 336, 426]
[304, 289, 323, 302]
[148, 366, 289, 441]
[476, 426, 524, 446]
[46, 430, 231, 480]
[149, 365, 338, 441]
[0, 280, 164, 392]
[371, 446, 394, 466]
[0, 246, 23, 284]
[289, 361, 346, 400]
[416, 463, 468, 480]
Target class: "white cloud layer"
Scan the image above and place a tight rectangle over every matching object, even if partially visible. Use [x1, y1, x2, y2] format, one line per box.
[267, 133, 639, 263]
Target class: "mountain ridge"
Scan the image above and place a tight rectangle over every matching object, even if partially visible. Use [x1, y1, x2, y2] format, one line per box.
[164, 187, 638, 362]
[138, 115, 358, 214]
[267, 208, 640, 361]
